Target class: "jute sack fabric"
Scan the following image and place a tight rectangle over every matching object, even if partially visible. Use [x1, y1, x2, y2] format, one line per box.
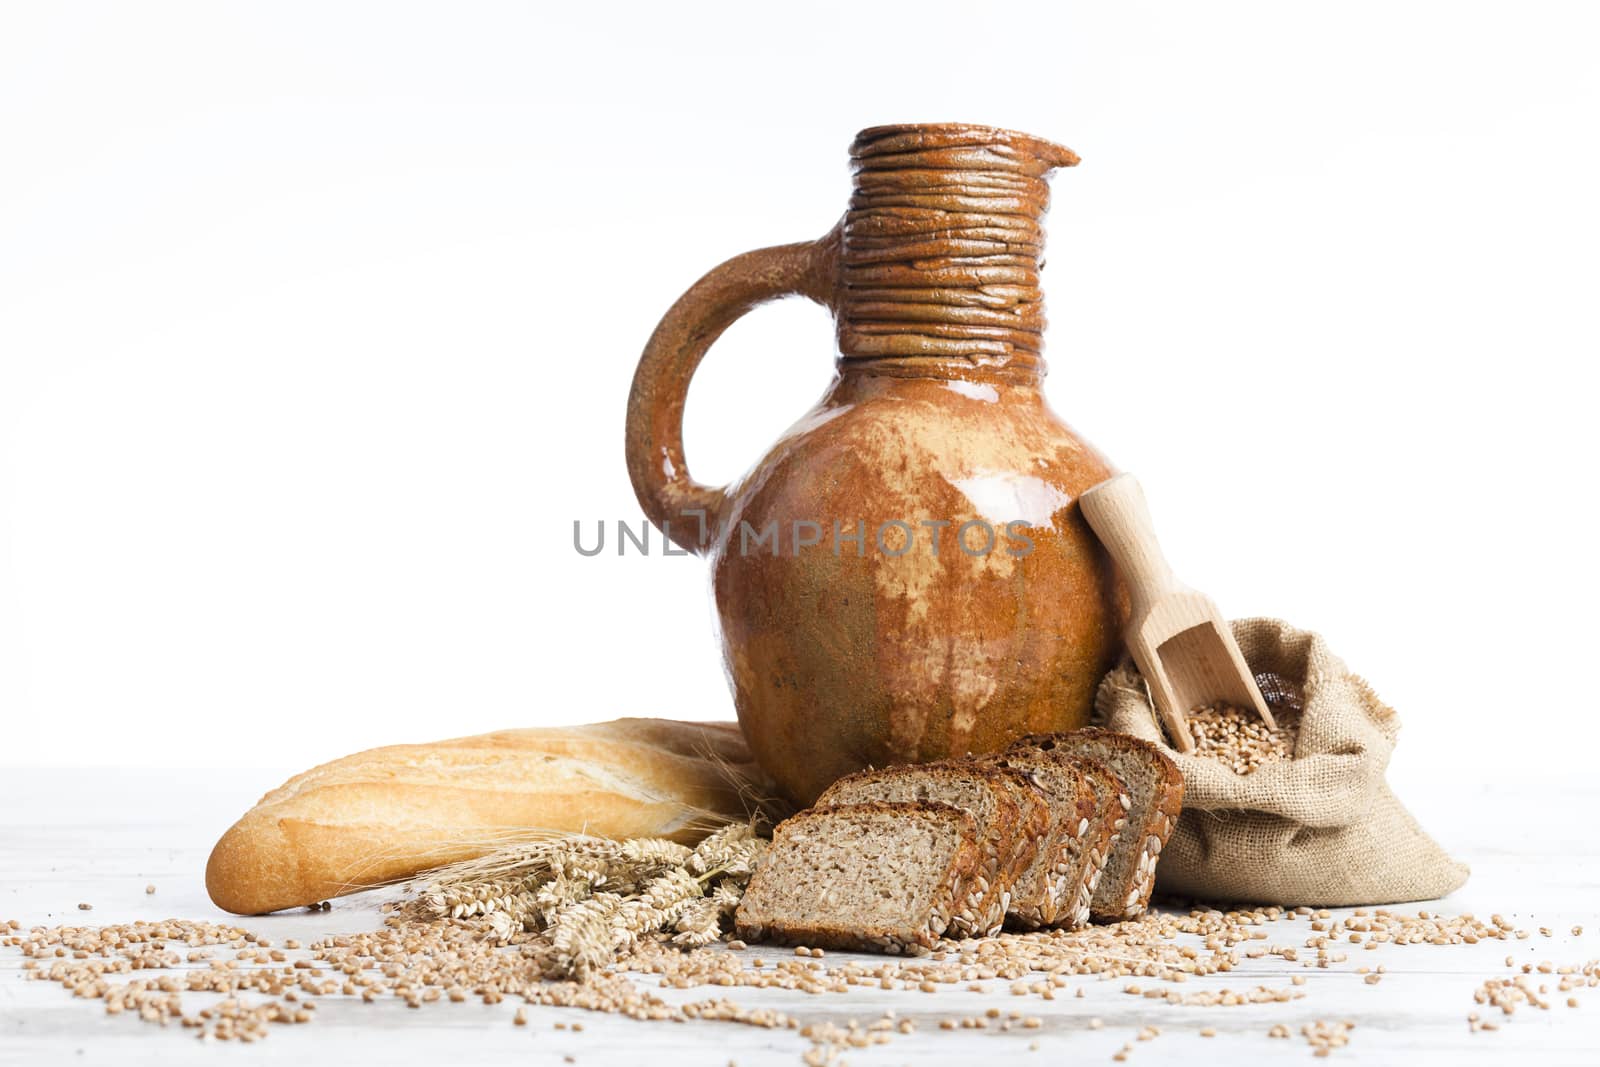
[1097, 617, 1469, 907]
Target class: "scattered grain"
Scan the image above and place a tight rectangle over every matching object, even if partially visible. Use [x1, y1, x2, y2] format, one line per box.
[1302, 1019, 1353, 1055]
[10, 877, 1591, 1060]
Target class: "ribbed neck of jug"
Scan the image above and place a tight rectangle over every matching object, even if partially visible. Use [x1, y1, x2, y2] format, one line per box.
[834, 123, 1079, 381]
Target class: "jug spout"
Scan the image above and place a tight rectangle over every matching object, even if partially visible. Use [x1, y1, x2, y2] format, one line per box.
[835, 123, 1079, 380]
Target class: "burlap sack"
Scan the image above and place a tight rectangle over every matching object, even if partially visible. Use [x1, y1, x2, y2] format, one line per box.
[1097, 617, 1468, 906]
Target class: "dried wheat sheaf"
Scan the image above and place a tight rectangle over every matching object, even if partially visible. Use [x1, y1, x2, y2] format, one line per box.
[403, 823, 766, 979]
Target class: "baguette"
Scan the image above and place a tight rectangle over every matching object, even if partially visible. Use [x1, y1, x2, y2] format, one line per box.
[205, 718, 774, 915]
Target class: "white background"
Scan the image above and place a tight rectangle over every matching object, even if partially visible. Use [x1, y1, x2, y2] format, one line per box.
[2, 1, 1595, 795]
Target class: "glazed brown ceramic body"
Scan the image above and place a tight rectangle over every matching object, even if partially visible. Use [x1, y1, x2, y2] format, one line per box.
[627, 125, 1120, 804]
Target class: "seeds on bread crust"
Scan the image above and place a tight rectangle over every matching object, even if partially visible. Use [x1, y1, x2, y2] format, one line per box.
[981, 751, 1098, 930]
[1009, 729, 1183, 923]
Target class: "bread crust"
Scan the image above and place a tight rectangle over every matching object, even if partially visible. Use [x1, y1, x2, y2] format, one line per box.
[1011, 728, 1184, 921]
[984, 750, 1104, 929]
[733, 800, 981, 953]
[1059, 755, 1129, 926]
[979, 764, 1054, 935]
[205, 718, 772, 915]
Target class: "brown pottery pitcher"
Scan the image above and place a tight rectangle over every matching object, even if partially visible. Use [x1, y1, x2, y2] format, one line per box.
[626, 124, 1120, 804]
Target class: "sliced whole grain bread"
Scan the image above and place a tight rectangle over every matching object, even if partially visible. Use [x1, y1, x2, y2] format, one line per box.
[815, 761, 1049, 937]
[1010, 728, 1183, 922]
[975, 764, 1054, 935]
[1059, 754, 1131, 926]
[982, 749, 1115, 930]
[733, 801, 980, 953]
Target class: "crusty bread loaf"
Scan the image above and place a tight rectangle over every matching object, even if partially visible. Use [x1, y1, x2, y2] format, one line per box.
[734, 801, 981, 953]
[206, 718, 774, 915]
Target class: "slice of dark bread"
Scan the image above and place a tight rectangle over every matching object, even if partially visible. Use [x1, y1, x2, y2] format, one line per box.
[733, 801, 979, 953]
[976, 764, 1053, 935]
[1010, 728, 1183, 921]
[982, 749, 1108, 929]
[815, 761, 1049, 938]
[1058, 754, 1130, 926]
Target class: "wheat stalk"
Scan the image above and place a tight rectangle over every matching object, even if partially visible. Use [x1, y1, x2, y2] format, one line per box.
[397, 822, 767, 978]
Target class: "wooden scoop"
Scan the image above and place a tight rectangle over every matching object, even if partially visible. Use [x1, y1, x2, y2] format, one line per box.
[1079, 473, 1274, 752]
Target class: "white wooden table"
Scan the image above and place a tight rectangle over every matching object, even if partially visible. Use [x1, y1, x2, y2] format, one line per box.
[2, 767, 1597, 1065]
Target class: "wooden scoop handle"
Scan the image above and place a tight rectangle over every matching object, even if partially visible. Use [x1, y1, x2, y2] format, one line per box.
[1080, 474, 1195, 750]
[1079, 473, 1178, 615]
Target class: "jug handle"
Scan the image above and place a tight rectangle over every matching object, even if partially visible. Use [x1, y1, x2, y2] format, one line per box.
[626, 225, 841, 555]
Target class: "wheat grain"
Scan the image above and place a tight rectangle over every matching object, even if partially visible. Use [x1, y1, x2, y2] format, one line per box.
[8, 878, 1591, 1056]
[1187, 704, 1299, 774]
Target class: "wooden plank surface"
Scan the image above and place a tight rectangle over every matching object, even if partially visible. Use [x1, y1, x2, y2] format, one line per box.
[2, 767, 1598, 1065]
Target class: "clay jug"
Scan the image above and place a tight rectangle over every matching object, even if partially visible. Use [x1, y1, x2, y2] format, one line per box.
[626, 124, 1120, 804]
